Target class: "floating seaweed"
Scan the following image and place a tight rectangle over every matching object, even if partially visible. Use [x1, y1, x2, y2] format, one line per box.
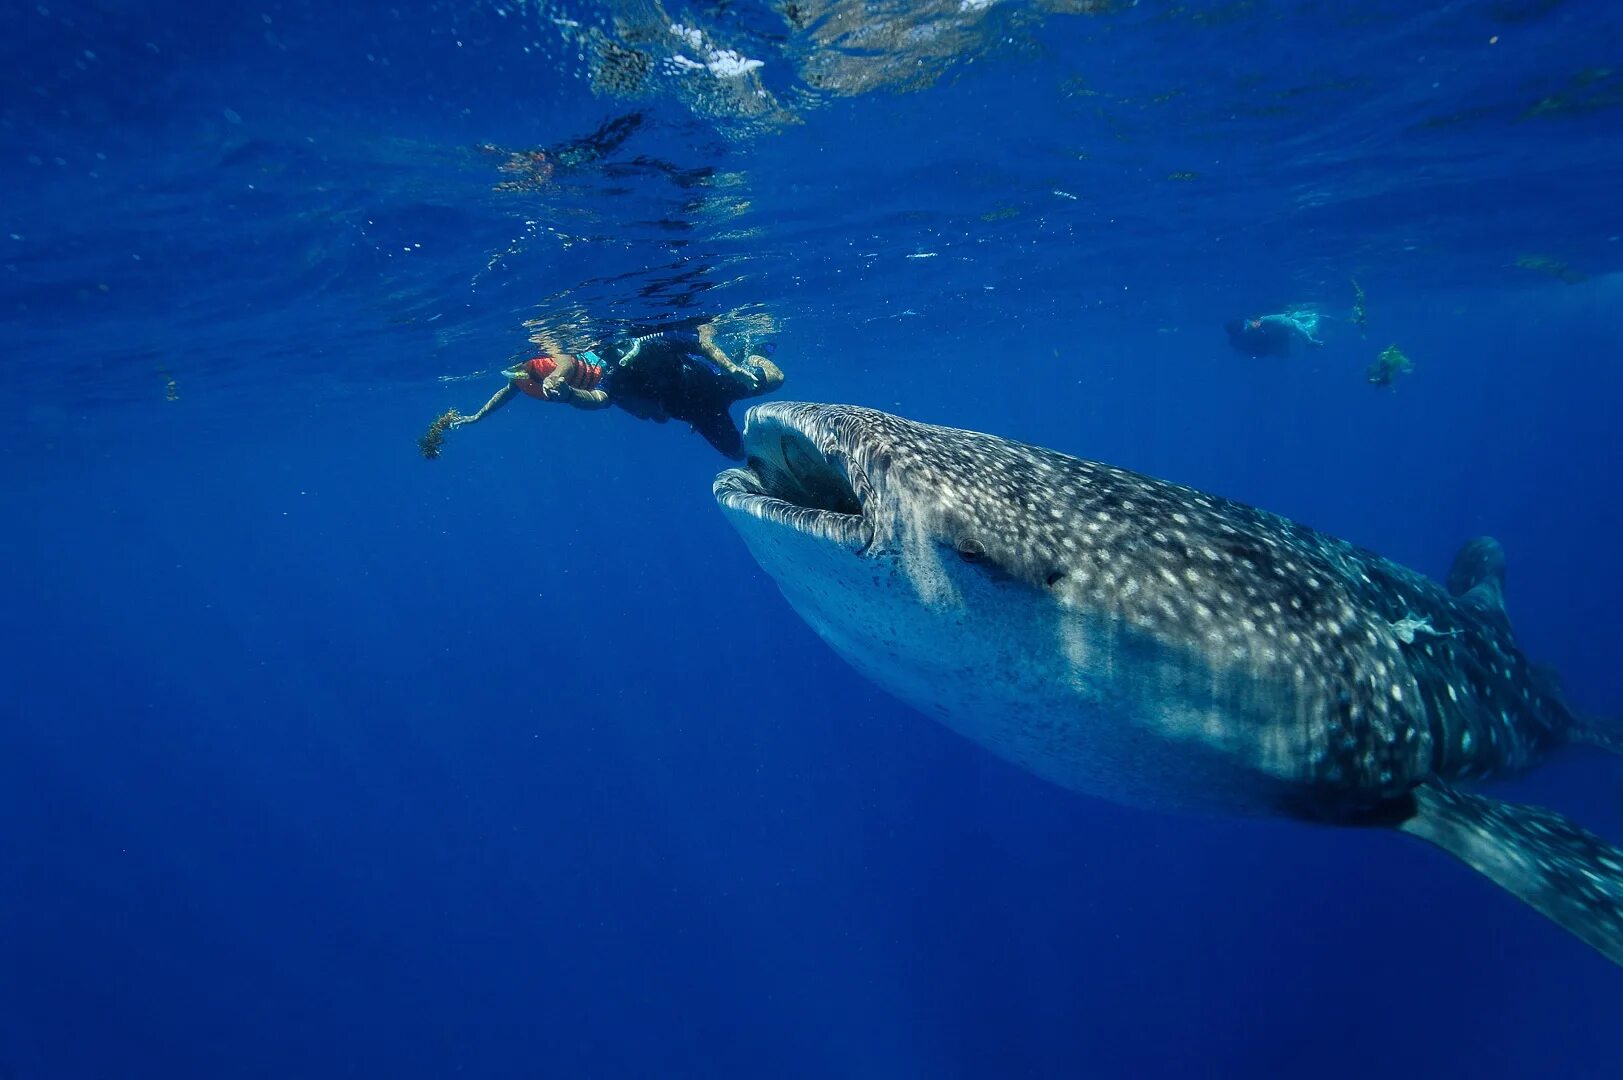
[419, 409, 460, 460]
[1515, 253, 1588, 284]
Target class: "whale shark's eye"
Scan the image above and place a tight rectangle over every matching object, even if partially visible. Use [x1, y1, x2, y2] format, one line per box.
[956, 537, 986, 562]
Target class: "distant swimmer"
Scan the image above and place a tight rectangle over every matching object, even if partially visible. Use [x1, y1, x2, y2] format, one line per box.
[1366, 343, 1414, 388]
[477, 113, 647, 192]
[1225, 308, 1326, 358]
[422, 321, 783, 461]
[476, 112, 715, 193]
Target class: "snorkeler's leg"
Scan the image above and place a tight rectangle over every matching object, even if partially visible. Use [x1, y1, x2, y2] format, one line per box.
[692, 408, 746, 461]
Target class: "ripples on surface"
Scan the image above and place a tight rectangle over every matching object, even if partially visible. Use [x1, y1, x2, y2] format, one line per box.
[3, 0, 1621, 410]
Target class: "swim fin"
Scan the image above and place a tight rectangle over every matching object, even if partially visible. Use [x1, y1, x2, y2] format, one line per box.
[1398, 782, 1623, 967]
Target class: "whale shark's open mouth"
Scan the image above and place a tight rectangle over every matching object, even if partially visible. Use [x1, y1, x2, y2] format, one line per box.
[713, 404, 873, 552]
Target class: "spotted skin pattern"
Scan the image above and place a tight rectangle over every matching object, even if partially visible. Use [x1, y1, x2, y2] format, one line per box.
[715, 403, 1623, 967]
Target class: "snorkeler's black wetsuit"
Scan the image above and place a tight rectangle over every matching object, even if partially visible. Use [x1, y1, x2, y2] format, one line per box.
[604, 330, 751, 459]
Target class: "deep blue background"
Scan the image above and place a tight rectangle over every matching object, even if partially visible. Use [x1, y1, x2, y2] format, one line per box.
[4, 2, 1623, 1077]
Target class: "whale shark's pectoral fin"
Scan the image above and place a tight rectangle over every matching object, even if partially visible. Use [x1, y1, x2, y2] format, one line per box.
[1398, 782, 1623, 967]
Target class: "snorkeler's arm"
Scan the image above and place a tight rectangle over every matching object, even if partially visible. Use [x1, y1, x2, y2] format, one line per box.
[544, 366, 608, 408]
[454, 383, 518, 426]
[539, 355, 611, 410]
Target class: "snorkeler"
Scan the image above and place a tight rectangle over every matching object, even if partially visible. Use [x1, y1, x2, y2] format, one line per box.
[1225, 308, 1326, 358]
[477, 114, 647, 192]
[424, 322, 783, 461]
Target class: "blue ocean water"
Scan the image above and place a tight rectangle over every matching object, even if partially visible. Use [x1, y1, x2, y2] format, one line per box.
[4, 1, 1623, 1076]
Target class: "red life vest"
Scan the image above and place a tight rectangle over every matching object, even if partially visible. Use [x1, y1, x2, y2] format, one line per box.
[514, 355, 604, 399]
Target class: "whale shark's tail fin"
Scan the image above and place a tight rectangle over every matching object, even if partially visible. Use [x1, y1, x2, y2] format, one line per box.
[1398, 782, 1623, 967]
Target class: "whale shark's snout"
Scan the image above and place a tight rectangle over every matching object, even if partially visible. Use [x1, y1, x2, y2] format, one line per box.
[713, 402, 878, 554]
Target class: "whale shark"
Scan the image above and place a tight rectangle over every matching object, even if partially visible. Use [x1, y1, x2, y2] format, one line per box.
[714, 402, 1623, 966]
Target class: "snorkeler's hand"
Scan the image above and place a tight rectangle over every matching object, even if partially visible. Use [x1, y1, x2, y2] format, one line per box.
[541, 374, 572, 402]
